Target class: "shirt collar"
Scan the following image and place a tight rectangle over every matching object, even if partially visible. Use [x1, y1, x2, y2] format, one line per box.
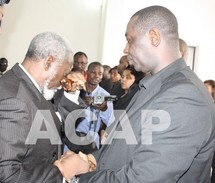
[139, 58, 187, 89]
[19, 63, 42, 93]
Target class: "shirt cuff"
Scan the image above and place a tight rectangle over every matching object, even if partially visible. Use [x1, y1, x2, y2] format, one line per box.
[64, 90, 80, 105]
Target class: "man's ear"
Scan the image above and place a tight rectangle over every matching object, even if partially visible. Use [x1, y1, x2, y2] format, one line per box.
[43, 56, 54, 71]
[149, 28, 160, 47]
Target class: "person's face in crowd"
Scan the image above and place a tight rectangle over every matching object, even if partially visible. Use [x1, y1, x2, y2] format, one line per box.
[124, 17, 156, 74]
[121, 69, 135, 91]
[0, 59, 8, 72]
[73, 55, 88, 73]
[204, 83, 214, 96]
[87, 65, 103, 86]
[110, 68, 121, 84]
[102, 66, 111, 80]
[41, 59, 72, 100]
[0, 5, 4, 34]
[118, 59, 128, 75]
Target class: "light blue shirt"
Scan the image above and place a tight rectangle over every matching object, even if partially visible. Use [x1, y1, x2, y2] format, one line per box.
[76, 85, 115, 148]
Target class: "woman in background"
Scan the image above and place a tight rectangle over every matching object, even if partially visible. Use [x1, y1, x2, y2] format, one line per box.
[114, 65, 145, 109]
[109, 66, 124, 98]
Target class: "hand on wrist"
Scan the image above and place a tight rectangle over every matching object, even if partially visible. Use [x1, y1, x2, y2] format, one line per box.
[78, 152, 97, 171]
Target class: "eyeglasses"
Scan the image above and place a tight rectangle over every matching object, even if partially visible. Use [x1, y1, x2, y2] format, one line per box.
[74, 61, 88, 66]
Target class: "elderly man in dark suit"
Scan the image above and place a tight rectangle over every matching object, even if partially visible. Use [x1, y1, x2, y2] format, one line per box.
[55, 6, 215, 183]
[0, 32, 88, 182]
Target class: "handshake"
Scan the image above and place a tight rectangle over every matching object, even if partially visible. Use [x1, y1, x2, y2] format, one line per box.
[54, 150, 96, 182]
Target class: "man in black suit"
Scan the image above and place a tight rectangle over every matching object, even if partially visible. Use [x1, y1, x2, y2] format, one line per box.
[0, 32, 88, 182]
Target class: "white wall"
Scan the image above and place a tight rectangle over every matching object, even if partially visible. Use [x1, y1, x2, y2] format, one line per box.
[0, 0, 102, 68]
[101, 0, 215, 81]
[0, 0, 214, 81]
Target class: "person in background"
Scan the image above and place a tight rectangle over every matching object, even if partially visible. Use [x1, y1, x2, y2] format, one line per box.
[0, 0, 10, 34]
[113, 65, 145, 110]
[0, 57, 8, 76]
[72, 51, 88, 79]
[54, 6, 215, 183]
[204, 79, 215, 100]
[102, 65, 145, 145]
[205, 80, 215, 182]
[99, 64, 113, 93]
[110, 55, 129, 98]
[65, 62, 115, 154]
[0, 32, 88, 182]
[109, 65, 124, 98]
[179, 38, 188, 62]
[117, 55, 129, 75]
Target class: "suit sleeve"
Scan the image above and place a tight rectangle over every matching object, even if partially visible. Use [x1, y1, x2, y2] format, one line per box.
[0, 98, 62, 183]
[78, 83, 214, 183]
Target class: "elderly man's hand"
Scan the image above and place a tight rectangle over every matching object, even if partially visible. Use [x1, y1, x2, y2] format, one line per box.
[61, 71, 86, 93]
[54, 150, 97, 181]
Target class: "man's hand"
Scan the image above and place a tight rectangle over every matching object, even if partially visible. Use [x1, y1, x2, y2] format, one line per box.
[54, 151, 89, 181]
[54, 150, 97, 181]
[79, 152, 97, 172]
[61, 71, 86, 93]
[92, 101, 108, 111]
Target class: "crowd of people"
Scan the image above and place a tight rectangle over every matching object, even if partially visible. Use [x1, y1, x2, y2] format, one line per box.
[0, 3, 215, 183]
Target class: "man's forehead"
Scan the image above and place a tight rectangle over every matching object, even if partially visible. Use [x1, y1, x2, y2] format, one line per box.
[125, 22, 134, 38]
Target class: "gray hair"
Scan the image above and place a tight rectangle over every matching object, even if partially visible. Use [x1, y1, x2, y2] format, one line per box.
[131, 6, 179, 43]
[25, 32, 73, 65]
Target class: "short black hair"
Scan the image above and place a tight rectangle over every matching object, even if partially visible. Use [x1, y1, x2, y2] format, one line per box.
[74, 51, 88, 59]
[124, 65, 145, 83]
[0, 57, 8, 64]
[87, 61, 102, 71]
[109, 66, 118, 73]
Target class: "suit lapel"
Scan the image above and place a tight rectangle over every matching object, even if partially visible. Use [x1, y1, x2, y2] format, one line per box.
[12, 63, 61, 131]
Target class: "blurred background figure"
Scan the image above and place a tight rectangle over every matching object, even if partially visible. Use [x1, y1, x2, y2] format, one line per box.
[0, 0, 10, 34]
[179, 38, 188, 62]
[109, 65, 124, 98]
[72, 51, 88, 79]
[99, 64, 113, 93]
[204, 79, 215, 101]
[0, 57, 8, 76]
[117, 55, 129, 75]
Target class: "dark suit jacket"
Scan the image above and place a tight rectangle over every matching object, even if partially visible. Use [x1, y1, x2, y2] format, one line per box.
[0, 64, 63, 183]
[79, 59, 215, 183]
[99, 78, 113, 93]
